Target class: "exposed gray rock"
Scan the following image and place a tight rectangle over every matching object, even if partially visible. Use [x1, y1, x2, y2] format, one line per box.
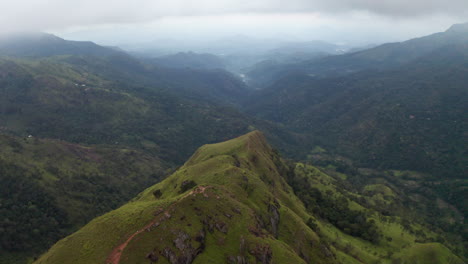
[215, 221, 228, 234]
[228, 255, 249, 264]
[146, 250, 159, 263]
[160, 229, 206, 264]
[250, 244, 272, 264]
[268, 203, 280, 238]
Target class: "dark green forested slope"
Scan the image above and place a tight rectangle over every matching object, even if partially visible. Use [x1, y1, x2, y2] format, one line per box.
[247, 44, 468, 179]
[0, 56, 305, 165]
[35, 132, 464, 264]
[58, 53, 251, 106]
[0, 134, 168, 264]
[0, 32, 252, 106]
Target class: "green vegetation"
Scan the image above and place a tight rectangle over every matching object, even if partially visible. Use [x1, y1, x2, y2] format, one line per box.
[34, 132, 464, 264]
[0, 134, 168, 264]
[247, 25, 468, 180]
[0, 26, 466, 264]
[289, 160, 466, 261]
[34, 132, 333, 264]
[0, 55, 304, 165]
[246, 33, 468, 230]
[0, 35, 304, 264]
[393, 243, 463, 264]
[248, 45, 468, 178]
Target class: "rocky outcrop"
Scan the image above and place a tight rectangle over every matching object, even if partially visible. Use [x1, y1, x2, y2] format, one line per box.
[160, 229, 206, 264]
[228, 237, 249, 264]
[268, 202, 280, 238]
[250, 244, 272, 264]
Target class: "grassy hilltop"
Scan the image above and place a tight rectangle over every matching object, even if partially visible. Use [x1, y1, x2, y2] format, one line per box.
[35, 131, 464, 264]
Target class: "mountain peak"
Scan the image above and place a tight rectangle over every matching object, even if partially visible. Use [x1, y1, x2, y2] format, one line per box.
[185, 130, 270, 166]
[446, 22, 468, 33]
[35, 130, 333, 264]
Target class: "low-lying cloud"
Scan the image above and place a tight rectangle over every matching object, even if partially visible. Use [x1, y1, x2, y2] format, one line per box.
[1, 0, 467, 32]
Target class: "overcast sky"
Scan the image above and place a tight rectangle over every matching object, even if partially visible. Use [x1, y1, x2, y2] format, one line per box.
[1, 0, 467, 47]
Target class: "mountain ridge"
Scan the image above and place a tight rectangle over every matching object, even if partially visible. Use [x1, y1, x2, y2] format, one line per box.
[34, 131, 464, 264]
[446, 22, 468, 33]
[35, 131, 334, 264]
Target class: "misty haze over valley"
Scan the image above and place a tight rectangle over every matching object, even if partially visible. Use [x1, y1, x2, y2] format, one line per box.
[0, 1, 467, 264]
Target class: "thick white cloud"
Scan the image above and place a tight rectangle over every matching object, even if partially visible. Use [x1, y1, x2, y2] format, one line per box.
[0, 0, 467, 32]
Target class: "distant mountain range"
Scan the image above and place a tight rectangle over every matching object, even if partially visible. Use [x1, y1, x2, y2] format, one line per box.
[247, 23, 468, 179]
[0, 32, 256, 106]
[0, 32, 123, 57]
[246, 23, 468, 87]
[126, 35, 352, 76]
[149, 52, 226, 70]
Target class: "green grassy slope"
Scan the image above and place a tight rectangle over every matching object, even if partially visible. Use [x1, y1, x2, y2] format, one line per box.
[34, 131, 335, 264]
[288, 163, 465, 263]
[35, 131, 463, 264]
[0, 134, 168, 264]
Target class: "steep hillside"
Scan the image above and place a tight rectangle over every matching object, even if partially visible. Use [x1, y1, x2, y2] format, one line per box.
[248, 43, 468, 178]
[35, 132, 464, 264]
[0, 134, 168, 264]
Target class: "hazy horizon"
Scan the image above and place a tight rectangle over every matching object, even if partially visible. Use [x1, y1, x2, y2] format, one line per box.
[1, 1, 467, 52]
